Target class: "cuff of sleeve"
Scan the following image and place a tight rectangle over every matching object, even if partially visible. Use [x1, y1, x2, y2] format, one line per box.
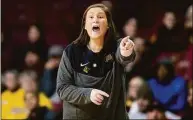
[120, 49, 135, 61]
[83, 88, 93, 103]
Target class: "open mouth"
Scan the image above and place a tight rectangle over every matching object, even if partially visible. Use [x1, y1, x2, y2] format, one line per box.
[92, 26, 100, 32]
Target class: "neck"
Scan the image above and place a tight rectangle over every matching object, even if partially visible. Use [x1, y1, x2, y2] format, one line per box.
[88, 38, 104, 53]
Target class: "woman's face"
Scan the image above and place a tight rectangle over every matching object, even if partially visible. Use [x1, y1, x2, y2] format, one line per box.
[28, 25, 40, 43]
[25, 52, 39, 67]
[133, 37, 145, 53]
[128, 78, 143, 100]
[19, 76, 37, 93]
[4, 73, 17, 90]
[157, 65, 168, 80]
[163, 12, 176, 29]
[85, 7, 108, 40]
[124, 18, 137, 37]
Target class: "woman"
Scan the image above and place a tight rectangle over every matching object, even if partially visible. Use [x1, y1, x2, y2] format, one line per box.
[148, 60, 187, 114]
[56, 4, 135, 120]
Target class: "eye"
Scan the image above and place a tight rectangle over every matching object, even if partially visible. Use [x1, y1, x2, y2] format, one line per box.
[89, 16, 93, 19]
[98, 16, 104, 19]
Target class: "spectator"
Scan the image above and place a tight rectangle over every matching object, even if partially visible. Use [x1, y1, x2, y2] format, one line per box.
[13, 24, 47, 74]
[123, 18, 138, 39]
[155, 12, 187, 52]
[147, 104, 167, 120]
[1, 70, 52, 119]
[148, 59, 187, 114]
[40, 45, 64, 97]
[128, 82, 154, 119]
[165, 5, 192, 82]
[125, 37, 147, 72]
[19, 70, 52, 110]
[39, 45, 64, 119]
[1, 70, 19, 92]
[176, 5, 193, 81]
[24, 91, 48, 120]
[128, 79, 181, 119]
[1, 70, 20, 119]
[125, 37, 154, 79]
[126, 76, 146, 110]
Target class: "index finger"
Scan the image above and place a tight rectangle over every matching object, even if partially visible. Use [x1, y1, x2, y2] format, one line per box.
[97, 90, 109, 97]
[122, 36, 130, 43]
[120, 36, 130, 47]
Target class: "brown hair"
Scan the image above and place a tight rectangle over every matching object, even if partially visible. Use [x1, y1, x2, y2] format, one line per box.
[73, 3, 118, 52]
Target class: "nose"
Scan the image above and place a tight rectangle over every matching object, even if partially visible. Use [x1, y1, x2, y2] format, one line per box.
[93, 16, 99, 23]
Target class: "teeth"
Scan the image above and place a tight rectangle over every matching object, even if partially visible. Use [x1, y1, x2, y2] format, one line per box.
[92, 24, 99, 27]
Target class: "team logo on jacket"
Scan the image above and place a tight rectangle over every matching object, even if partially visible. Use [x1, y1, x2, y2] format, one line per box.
[83, 66, 90, 73]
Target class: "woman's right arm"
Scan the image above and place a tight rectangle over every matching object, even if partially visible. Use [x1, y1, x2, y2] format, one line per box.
[56, 51, 93, 105]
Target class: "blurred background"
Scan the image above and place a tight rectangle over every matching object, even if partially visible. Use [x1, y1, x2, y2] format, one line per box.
[1, 0, 192, 119]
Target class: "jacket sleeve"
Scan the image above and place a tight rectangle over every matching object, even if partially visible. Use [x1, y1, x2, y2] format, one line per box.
[56, 51, 92, 105]
[115, 38, 136, 67]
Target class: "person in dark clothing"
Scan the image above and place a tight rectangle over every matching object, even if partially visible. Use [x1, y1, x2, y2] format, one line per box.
[125, 37, 155, 80]
[56, 4, 135, 120]
[13, 23, 47, 75]
[40, 45, 64, 97]
[24, 91, 48, 120]
[155, 12, 188, 53]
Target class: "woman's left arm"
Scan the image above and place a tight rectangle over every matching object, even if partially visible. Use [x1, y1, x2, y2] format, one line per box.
[116, 36, 136, 67]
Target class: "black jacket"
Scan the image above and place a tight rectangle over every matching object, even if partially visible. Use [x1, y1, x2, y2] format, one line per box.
[56, 39, 135, 120]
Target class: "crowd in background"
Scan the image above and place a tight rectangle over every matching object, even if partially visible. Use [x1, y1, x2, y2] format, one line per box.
[1, 0, 192, 119]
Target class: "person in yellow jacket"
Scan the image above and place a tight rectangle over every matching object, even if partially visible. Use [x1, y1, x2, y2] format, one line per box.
[1, 70, 20, 119]
[2, 70, 53, 119]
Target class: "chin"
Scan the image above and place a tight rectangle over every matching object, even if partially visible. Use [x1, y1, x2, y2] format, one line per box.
[90, 35, 102, 39]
